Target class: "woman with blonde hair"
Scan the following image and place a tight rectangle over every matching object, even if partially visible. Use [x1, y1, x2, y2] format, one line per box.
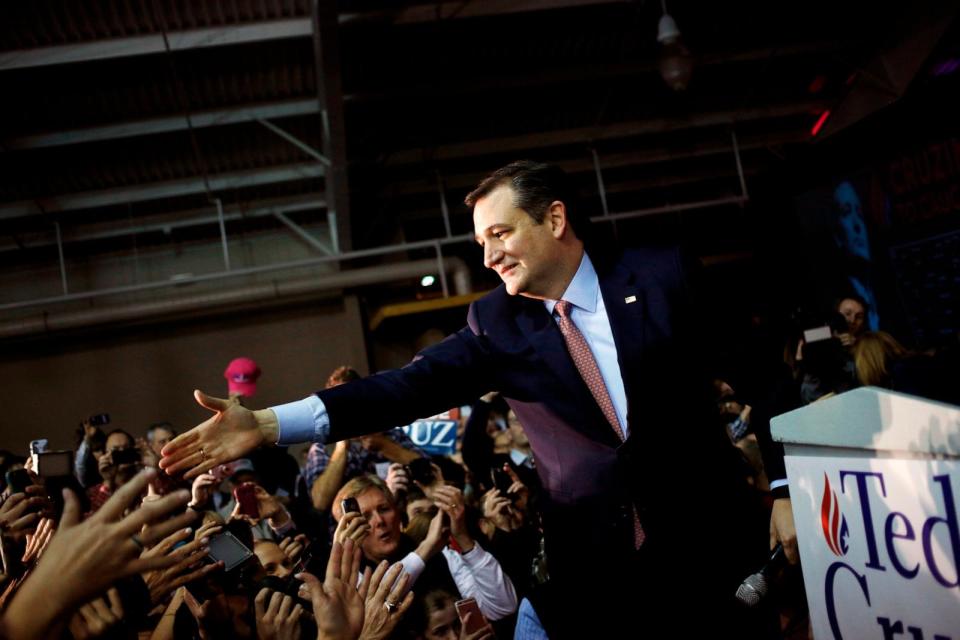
[853, 331, 957, 404]
[853, 331, 910, 387]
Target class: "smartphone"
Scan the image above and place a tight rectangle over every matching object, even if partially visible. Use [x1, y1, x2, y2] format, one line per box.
[207, 531, 254, 572]
[88, 413, 111, 427]
[5, 469, 33, 494]
[803, 325, 833, 343]
[111, 448, 141, 466]
[29, 439, 49, 455]
[36, 450, 73, 477]
[406, 457, 435, 486]
[454, 598, 487, 634]
[490, 467, 513, 494]
[340, 497, 360, 515]
[234, 482, 260, 519]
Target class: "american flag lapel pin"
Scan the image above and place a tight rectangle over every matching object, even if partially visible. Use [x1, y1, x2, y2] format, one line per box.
[624, 295, 637, 304]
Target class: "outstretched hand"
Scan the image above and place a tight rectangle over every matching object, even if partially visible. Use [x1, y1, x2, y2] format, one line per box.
[159, 390, 278, 480]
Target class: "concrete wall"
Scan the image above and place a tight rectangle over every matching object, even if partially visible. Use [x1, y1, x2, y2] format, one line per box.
[0, 295, 367, 454]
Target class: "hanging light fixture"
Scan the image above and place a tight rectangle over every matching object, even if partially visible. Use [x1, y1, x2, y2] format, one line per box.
[657, 0, 693, 91]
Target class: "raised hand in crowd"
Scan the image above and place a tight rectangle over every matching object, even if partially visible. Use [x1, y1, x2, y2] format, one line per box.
[333, 509, 371, 547]
[20, 516, 54, 564]
[160, 390, 277, 479]
[188, 472, 219, 510]
[254, 483, 293, 528]
[357, 560, 413, 640]
[385, 463, 409, 497]
[66, 587, 124, 640]
[279, 534, 309, 566]
[415, 506, 450, 563]
[431, 483, 473, 552]
[481, 489, 523, 533]
[298, 538, 366, 640]
[137, 437, 160, 468]
[140, 525, 222, 606]
[0, 468, 196, 640]
[255, 588, 304, 640]
[460, 612, 496, 640]
[0, 485, 49, 540]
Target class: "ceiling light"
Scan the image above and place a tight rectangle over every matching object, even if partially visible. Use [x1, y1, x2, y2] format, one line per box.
[657, 2, 693, 91]
[420, 275, 436, 287]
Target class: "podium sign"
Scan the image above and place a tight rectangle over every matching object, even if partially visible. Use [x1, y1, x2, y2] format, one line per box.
[772, 387, 960, 640]
[786, 455, 959, 639]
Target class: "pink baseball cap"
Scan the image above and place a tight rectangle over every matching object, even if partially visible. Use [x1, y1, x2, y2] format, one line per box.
[224, 357, 261, 397]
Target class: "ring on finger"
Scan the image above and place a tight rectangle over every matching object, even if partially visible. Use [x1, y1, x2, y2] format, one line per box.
[384, 601, 398, 613]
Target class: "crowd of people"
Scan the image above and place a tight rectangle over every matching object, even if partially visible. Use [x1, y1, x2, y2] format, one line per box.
[1, 161, 957, 639]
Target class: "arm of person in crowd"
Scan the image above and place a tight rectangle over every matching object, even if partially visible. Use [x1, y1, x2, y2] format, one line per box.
[75, 434, 101, 489]
[359, 432, 423, 465]
[252, 484, 297, 537]
[0, 468, 196, 640]
[310, 440, 350, 513]
[442, 542, 518, 621]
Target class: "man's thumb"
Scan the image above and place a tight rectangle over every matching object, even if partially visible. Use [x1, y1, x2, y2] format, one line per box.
[194, 389, 230, 413]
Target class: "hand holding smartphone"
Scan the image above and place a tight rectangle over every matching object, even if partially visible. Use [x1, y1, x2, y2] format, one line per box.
[234, 482, 260, 519]
[454, 598, 489, 635]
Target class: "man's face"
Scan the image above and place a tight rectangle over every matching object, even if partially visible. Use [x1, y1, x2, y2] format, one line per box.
[105, 432, 133, 453]
[149, 428, 174, 455]
[473, 186, 563, 298]
[838, 298, 866, 336]
[356, 487, 401, 562]
[424, 601, 461, 640]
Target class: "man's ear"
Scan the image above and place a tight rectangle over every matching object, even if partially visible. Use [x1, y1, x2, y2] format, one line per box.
[547, 200, 568, 238]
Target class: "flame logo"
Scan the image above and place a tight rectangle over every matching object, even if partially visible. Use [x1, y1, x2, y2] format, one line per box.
[820, 473, 849, 556]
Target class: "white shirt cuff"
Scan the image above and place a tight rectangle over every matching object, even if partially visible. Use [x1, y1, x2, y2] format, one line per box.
[398, 551, 427, 586]
[271, 395, 330, 445]
[769, 478, 789, 490]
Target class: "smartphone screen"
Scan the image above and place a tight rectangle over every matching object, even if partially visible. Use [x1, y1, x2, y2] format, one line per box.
[455, 598, 487, 634]
[340, 497, 360, 514]
[37, 451, 73, 477]
[207, 531, 254, 572]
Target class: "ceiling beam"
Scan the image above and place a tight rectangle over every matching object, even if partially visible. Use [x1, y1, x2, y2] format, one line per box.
[4, 99, 320, 150]
[0, 18, 313, 70]
[0, 197, 327, 254]
[339, 0, 629, 25]
[0, 163, 325, 220]
[386, 102, 825, 166]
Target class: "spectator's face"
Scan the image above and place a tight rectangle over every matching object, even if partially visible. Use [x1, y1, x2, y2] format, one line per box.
[474, 185, 564, 299]
[424, 601, 461, 640]
[254, 541, 294, 579]
[406, 497, 434, 523]
[838, 298, 866, 336]
[106, 432, 133, 453]
[356, 487, 401, 562]
[148, 428, 174, 455]
[507, 412, 529, 447]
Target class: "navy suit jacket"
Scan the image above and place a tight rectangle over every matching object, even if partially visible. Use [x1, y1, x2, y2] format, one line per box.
[319, 247, 755, 580]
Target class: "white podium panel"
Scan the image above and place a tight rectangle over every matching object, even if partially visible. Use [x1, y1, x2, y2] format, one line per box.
[786, 455, 960, 639]
[773, 387, 960, 640]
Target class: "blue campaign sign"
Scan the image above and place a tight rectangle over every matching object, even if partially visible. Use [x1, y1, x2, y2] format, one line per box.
[402, 419, 459, 456]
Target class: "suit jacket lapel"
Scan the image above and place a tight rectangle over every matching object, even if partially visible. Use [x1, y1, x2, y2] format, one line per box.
[597, 259, 646, 440]
[513, 298, 620, 447]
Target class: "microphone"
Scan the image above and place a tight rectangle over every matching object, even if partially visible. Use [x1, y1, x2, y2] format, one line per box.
[735, 544, 787, 607]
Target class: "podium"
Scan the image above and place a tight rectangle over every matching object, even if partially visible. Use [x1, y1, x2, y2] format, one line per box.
[771, 387, 960, 640]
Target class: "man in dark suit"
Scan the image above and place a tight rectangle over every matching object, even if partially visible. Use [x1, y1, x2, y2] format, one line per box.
[162, 161, 779, 637]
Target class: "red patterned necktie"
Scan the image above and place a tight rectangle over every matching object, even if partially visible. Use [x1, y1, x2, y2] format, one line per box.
[555, 300, 646, 549]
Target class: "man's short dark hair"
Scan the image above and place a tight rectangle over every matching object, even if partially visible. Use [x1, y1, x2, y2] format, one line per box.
[326, 365, 361, 389]
[105, 429, 135, 448]
[465, 160, 590, 243]
[146, 422, 176, 442]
